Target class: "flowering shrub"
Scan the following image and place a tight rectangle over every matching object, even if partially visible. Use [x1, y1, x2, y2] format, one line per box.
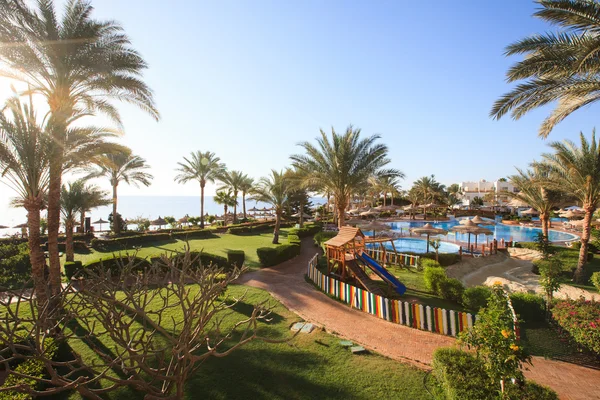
[551, 298, 600, 355]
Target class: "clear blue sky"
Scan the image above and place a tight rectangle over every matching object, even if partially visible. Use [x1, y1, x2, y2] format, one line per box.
[2, 0, 600, 204]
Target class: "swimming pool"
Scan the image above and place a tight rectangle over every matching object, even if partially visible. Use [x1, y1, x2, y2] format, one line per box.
[386, 217, 578, 243]
[369, 238, 461, 254]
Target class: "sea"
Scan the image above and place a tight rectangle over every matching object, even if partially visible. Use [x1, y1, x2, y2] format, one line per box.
[0, 195, 326, 237]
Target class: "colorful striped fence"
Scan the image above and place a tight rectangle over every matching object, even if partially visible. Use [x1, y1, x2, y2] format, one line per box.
[307, 253, 476, 337]
[366, 248, 420, 268]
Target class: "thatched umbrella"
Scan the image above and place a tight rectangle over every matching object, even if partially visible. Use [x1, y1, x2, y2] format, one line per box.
[471, 215, 495, 225]
[345, 218, 363, 226]
[92, 218, 108, 232]
[360, 208, 380, 217]
[12, 222, 28, 229]
[151, 216, 167, 230]
[178, 215, 189, 226]
[359, 221, 391, 236]
[0, 225, 9, 229]
[292, 212, 312, 219]
[410, 223, 448, 253]
[521, 208, 539, 215]
[450, 219, 493, 251]
[559, 210, 584, 220]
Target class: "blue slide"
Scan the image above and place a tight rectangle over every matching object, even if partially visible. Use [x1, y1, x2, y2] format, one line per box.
[356, 252, 407, 295]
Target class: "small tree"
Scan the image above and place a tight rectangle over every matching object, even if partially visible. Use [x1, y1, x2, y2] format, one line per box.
[164, 216, 176, 228]
[534, 232, 554, 260]
[538, 257, 563, 308]
[459, 284, 531, 394]
[108, 212, 127, 234]
[429, 239, 442, 262]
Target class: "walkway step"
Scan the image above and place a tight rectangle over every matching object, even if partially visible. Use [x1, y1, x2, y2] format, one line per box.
[350, 346, 367, 354]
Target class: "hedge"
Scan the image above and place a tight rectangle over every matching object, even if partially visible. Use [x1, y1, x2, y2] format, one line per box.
[166, 251, 231, 271]
[0, 243, 31, 289]
[171, 229, 214, 240]
[288, 223, 322, 238]
[314, 231, 337, 247]
[432, 348, 557, 400]
[510, 292, 546, 323]
[64, 261, 83, 280]
[83, 256, 152, 275]
[226, 250, 245, 268]
[256, 244, 300, 267]
[462, 286, 492, 312]
[0, 232, 95, 246]
[91, 233, 172, 250]
[287, 234, 301, 246]
[551, 298, 600, 355]
[227, 221, 295, 235]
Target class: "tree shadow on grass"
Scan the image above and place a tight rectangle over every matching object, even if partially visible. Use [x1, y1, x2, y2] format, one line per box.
[229, 300, 285, 325]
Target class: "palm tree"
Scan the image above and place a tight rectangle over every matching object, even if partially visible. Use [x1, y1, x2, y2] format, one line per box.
[0, 0, 158, 297]
[87, 150, 153, 234]
[491, 0, 600, 138]
[239, 175, 255, 220]
[61, 180, 109, 262]
[291, 126, 401, 227]
[286, 168, 312, 228]
[0, 96, 51, 306]
[407, 188, 420, 220]
[252, 170, 290, 244]
[175, 151, 225, 228]
[218, 170, 245, 224]
[214, 190, 237, 226]
[506, 168, 562, 239]
[539, 131, 600, 282]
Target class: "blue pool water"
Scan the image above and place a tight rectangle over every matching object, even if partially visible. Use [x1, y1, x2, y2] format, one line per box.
[370, 238, 461, 254]
[386, 217, 578, 244]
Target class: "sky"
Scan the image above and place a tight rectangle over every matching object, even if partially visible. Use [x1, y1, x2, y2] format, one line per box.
[2, 0, 600, 210]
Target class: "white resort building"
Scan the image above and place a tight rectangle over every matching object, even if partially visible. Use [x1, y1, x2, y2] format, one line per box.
[457, 179, 518, 208]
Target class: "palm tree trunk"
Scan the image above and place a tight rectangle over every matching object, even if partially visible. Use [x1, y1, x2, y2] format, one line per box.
[575, 205, 594, 283]
[336, 196, 346, 228]
[80, 211, 85, 234]
[540, 212, 549, 239]
[200, 183, 205, 229]
[273, 210, 281, 244]
[65, 220, 74, 262]
[223, 205, 228, 227]
[243, 192, 247, 220]
[233, 191, 238, 224]
[112, 183, 119, 234]
[383, 192, 387, 206]
[25, 198, 49, 310]
[47, 158, 62, 298]
[299, 198, 305, 228]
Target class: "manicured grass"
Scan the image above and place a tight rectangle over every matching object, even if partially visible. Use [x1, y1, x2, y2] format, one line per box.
[8, 285, 430, 399]
[64, 230, 291, 270]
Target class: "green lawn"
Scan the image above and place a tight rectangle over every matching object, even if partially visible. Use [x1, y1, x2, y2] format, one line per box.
[65, 230, 291, 270]
[545, 246, 600, 293]
[12, 285, 430, 399]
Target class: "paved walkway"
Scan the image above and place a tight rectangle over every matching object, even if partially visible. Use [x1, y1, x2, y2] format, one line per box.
[237, 238, 600, 400]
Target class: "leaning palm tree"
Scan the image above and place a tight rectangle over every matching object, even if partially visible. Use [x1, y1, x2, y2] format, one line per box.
[252, 170, 290, 244]
[0, 0, 158, 298]
[0, 96, 51, 306]
[218, 170, 246, 224]
[539, 131, 600, 282]
[491, 0, 600, 138]
[214, 190, 237, 226]
[505, 167, 563, 239]
[87, 151, 153, 234]
[60, 180, 110, 262]
[291, 126, 401, 227]
[175, 151, 225, 228]
[239, 175, 255, 220]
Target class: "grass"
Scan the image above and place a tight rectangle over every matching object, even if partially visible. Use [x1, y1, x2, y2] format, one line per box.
[6, 285, 431, 399]
[64, 229, 292, 270]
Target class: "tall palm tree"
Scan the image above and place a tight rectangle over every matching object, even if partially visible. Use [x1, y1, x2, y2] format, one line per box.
[0, 96, 51, 306]
[174, 151, 225, 228]
[252, 170, 290, 244]
[61, 180, 109, 262]
[285, 168, 313, 227]
[87, 150, 153, 234]
[218, 170, 245, 224]
[214, 190, 237, 226]
[539, 131, 600, 282]
[407, 188, 420, 220]
[0, 0, 158, 297]
[491, 0, 600, 138]
[239, 175, 255, 220]
[506, 168, 562, 239]
[291, 126, 401, 227]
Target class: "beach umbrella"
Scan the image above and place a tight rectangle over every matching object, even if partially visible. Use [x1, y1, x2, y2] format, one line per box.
[291, 212, 312, 219]
[358, 221, 391, 236]
[381, 205, 398, 211]
[0, 225, 9, 229]
[151, 216, 167, 229]
[450, 220, 493, 251]
[507, 198, 528, 208]
[92, 218, 108, 232]
[178, 215, 189, 225]
[410, 223, 448, 253]
[521, 208, 539, 215]
[471, 215, 495, 226]
[12, 222, 28, 229]
[360, 208, 380, 217]
[345, 218, 363, 226]
[565, 205, 583, 211]
[559, 210, 583, 220]
[248, 207, 259, 212]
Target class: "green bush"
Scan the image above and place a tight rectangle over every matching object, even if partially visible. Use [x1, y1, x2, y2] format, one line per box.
[287, 234, 301, 246]
[64, 261, 83, 280]
[439, 278, 464, 303]
[423, 265, 447, 294]
[83, 256, 151, 276]
[91, 233, 172, 251]
[257, 244, 300, 267]
[420, 258, 441, 270]
[226, 250, 245, 268]
[510, 292, 546, 323]
[591, 272, 600, 292]
[551, 298, 600, 355]
[171, 229, 214, 240]
[0, 243, 31, 289]
[432, 348, 557, 400]
[289, 223, 322, 238]
[314, 231, 337, 246]
[462, 286, 491, 311]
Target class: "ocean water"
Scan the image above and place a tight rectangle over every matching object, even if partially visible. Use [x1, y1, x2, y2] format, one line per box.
[0, 195, 326, 237]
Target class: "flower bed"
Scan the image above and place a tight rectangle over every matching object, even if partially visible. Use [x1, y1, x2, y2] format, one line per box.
[551, 298, 600, 355]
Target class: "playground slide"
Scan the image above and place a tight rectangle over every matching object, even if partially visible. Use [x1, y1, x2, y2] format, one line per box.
[356, 252, 407, 295]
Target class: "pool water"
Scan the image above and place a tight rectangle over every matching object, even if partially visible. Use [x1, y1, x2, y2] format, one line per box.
[370, 238, 461, 254]
[387, 217, 578, 244]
